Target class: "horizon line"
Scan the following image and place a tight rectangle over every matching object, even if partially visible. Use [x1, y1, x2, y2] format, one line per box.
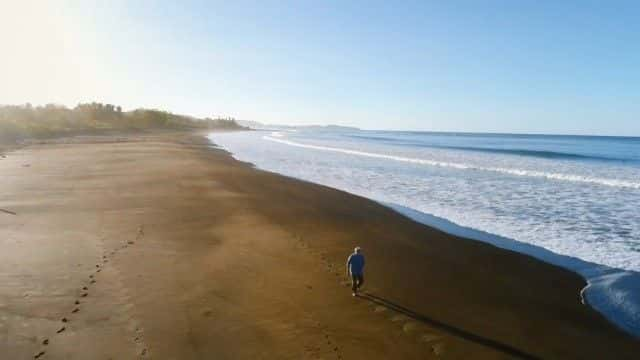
[245, 121, 640, 139]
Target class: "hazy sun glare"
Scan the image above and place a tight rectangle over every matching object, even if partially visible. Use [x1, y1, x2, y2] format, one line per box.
[0, 1, 103, 106]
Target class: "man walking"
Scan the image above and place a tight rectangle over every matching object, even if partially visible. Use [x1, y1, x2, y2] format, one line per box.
[346, 247, 365, 296]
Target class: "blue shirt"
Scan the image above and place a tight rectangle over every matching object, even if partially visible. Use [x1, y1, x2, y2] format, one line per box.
[347, 253, 365, 275]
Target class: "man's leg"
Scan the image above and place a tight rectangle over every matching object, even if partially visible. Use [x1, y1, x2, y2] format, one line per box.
[351, 274, 358, 293]
[357, 274, 364, 289]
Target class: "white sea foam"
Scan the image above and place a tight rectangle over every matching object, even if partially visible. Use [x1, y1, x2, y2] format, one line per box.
[263, 136, 640, 189]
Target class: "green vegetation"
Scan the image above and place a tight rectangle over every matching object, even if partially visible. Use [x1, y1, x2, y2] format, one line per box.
[0, 102, 246, 143]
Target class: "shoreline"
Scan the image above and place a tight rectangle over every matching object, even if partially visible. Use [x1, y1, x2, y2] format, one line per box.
[1, 131, 638, 358]
[383, 203, 640, 337]
[210, 131, 640, 337]
[205, 133, 640, 347]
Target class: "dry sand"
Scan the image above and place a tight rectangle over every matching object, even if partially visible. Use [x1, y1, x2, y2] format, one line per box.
[0, 132, 638, 359]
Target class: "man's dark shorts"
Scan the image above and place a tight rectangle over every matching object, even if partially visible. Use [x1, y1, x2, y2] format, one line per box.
[351, 273, 364, 292]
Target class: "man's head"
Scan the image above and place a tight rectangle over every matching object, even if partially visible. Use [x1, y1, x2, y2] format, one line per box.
[354, 246, 361, 254]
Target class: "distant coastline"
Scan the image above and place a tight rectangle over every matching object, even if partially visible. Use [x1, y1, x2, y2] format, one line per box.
[237, 120, 640, 139]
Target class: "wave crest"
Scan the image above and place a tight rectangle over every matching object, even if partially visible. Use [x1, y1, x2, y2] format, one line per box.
[263, 136, 640, 189]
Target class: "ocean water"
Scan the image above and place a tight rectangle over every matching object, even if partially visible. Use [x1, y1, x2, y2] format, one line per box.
[208, 129, 640, 335]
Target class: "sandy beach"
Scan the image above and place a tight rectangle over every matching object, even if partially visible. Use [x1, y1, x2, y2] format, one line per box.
[1, 132, 638, 359]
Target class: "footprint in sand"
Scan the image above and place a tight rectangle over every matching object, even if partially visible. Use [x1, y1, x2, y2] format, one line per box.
[390, 314, 409, 322]
[72, 308, 79, 313]
[373, 305, 387, 313]
[34, 351, 45, 359]
[134, 328, 149, 358]
[303, 344, 321, 357]
[42, 339, 49, 345]
[402, 322, 419, 334]
[419, 333, 443, 343]
[56, 326, 66, 333]
[431, 343, 445, 356]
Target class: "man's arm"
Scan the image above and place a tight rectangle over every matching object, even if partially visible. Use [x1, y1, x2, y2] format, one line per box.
[346, 255, 352, 277]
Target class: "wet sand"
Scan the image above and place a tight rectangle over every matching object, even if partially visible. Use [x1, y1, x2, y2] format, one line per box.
[0, 132, 638, 359]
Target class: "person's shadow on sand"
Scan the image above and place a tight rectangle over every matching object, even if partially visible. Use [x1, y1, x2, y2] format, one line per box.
[357, 292, 540, 360]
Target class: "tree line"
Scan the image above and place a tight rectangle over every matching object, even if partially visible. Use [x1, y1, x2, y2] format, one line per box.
[0, 102, 246, 143]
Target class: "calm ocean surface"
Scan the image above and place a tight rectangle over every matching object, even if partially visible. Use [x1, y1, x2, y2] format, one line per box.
[209, 128, 640, 335]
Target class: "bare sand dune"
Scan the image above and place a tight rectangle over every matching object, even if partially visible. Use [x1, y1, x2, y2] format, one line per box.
[0, 133, 638, 359]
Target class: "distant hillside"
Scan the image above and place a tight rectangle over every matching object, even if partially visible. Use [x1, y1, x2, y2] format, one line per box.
[237, 120, 359, 132]
[237, 120, 268, 129]
[297, 124, 360, 132]
[0, 103, 247, 144]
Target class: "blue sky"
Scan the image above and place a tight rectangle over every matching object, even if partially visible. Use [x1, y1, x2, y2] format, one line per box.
[1, 1, 638, 135]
